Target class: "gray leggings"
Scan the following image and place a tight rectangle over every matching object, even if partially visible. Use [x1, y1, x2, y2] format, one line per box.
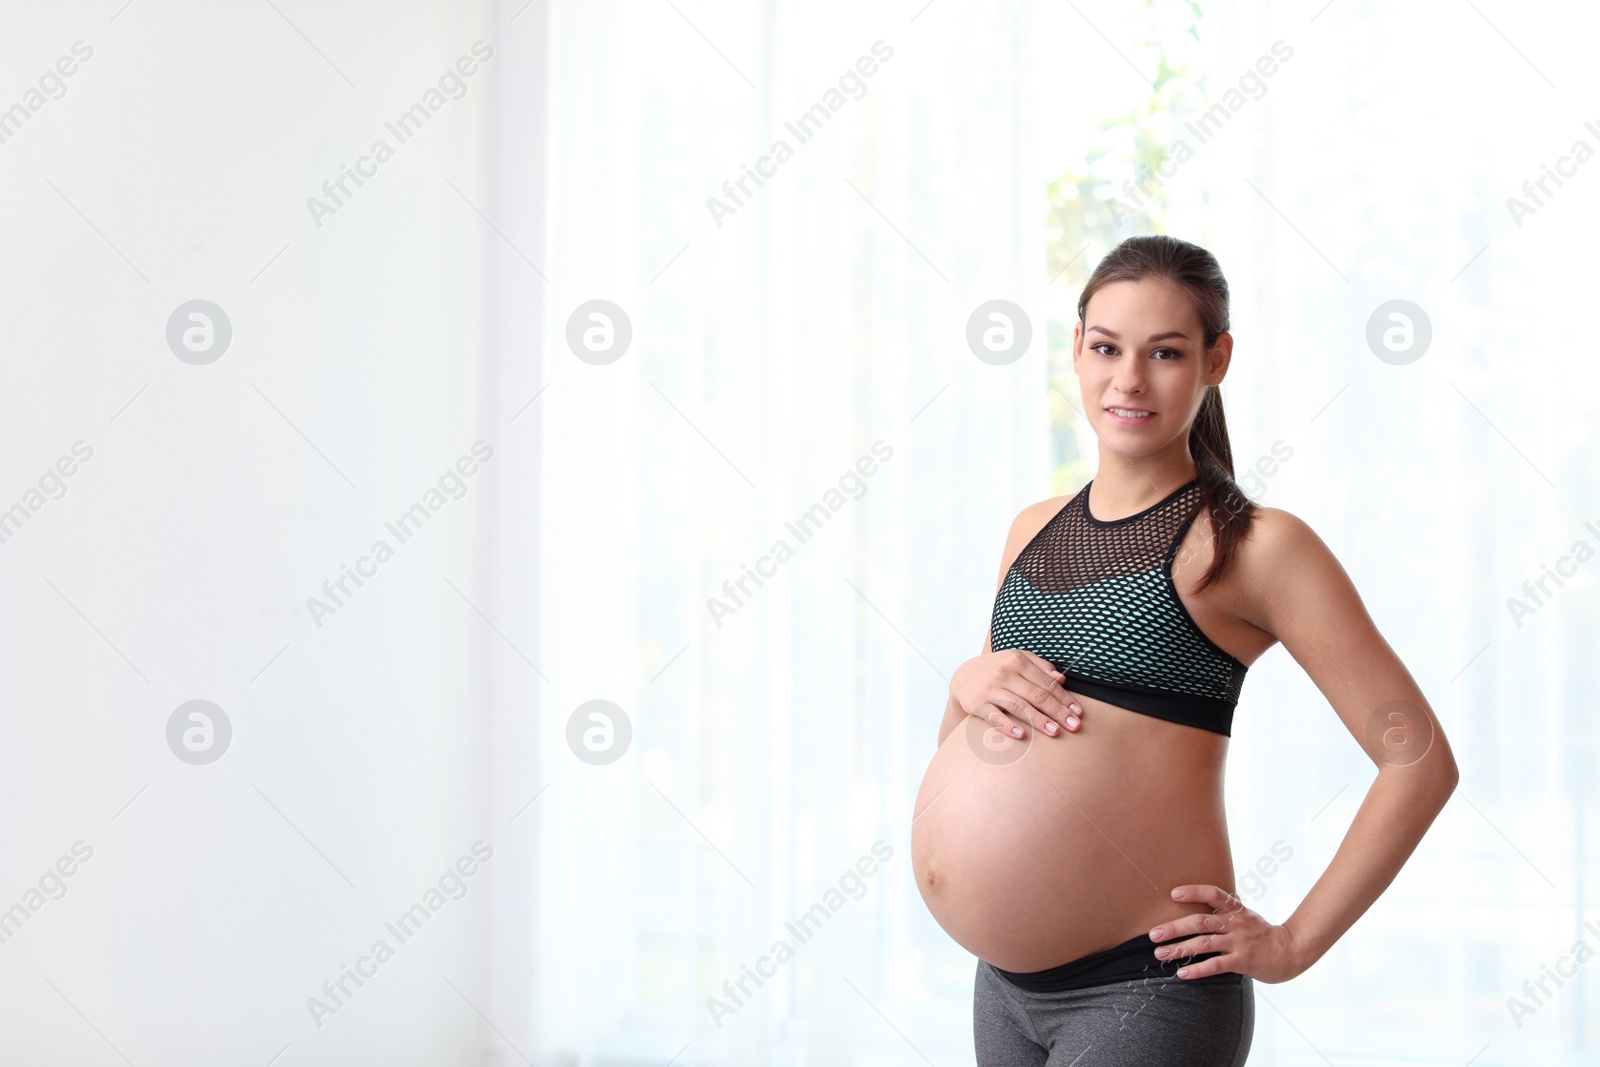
[974, 959, 1254, 1066]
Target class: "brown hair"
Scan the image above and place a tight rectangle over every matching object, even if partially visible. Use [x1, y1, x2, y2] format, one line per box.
[1076, 234, 1255, 592]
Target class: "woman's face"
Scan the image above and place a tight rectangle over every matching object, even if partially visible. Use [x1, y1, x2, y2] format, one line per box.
[1072, 276, 1230, 457]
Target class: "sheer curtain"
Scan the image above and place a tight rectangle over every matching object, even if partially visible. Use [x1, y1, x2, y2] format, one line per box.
[532, 0, 1047, 1061]
[532, 1, 1597, 1064]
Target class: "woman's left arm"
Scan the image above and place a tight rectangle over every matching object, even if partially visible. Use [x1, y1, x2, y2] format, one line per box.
[1150, 507, 1460, 983]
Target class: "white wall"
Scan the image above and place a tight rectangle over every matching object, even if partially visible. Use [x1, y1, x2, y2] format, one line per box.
[0, 2, 545, 1063]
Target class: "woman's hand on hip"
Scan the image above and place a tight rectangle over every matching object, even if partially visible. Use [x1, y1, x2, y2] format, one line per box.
[1148, 884, 1307, 984]
[950, 650, 1082, 739]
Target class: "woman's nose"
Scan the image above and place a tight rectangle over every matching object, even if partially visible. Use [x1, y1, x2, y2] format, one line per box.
[1112, 367, 1147, 394]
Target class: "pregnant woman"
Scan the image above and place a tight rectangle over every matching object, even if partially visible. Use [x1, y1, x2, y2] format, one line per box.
[911, 235, 1459, 1066]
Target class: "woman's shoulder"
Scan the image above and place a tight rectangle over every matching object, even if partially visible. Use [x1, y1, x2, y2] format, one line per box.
[1239, 501, 1322, 549]
[1232, 501, 1343, 584]
[1009, 487, 1083, 540]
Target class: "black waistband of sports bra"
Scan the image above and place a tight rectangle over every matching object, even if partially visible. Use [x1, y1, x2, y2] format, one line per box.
[991, 932, 1224, 992]
[1052, 666, 1234, 737]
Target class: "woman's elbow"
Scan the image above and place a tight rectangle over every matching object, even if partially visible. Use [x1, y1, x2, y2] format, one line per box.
[1378, 745, 1458, 803]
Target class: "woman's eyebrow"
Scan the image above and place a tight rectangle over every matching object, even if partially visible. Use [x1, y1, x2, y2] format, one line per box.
[1085, 325, 1190, 343]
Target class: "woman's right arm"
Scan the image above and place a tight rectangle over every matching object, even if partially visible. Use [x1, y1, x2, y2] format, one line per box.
[937, 500, 1084, 746]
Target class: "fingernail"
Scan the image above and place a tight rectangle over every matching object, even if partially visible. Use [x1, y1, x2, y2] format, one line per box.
[1067, 716, 1079, 729]
[1150, 928, 1164, 940]
[1012, 726, 1023, 737]
[1044, 722, 1057, 734]
[1069, 703, 1081, 713]
[1176, 968, 1188, 978]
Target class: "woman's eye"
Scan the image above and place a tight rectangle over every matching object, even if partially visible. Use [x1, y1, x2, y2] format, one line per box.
[1090, 343, 1181, 358]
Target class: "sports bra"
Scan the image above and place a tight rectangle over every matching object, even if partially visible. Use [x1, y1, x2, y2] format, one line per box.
[987, 476, 1247, 736]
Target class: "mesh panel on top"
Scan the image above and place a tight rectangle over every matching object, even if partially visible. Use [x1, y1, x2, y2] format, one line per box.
[988, 477, 1247, 733]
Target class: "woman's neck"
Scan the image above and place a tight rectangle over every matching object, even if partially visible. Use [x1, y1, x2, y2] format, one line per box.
[1088, 458, 1198, 521]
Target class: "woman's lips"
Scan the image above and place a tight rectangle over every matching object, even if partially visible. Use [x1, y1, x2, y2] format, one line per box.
[1105, 407, 1154, 424]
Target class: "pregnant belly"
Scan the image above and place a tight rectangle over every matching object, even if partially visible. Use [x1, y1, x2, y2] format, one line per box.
[911, 701, 1235, 972]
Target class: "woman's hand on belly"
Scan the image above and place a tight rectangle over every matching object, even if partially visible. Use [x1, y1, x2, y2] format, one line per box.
[951, 649, 1084, 740]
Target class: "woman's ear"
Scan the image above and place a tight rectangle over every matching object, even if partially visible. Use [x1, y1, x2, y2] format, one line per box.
[1205, 331, 1234, 386]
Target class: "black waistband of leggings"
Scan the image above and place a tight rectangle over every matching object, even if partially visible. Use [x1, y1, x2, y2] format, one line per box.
[990, 932, 1224, 993]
